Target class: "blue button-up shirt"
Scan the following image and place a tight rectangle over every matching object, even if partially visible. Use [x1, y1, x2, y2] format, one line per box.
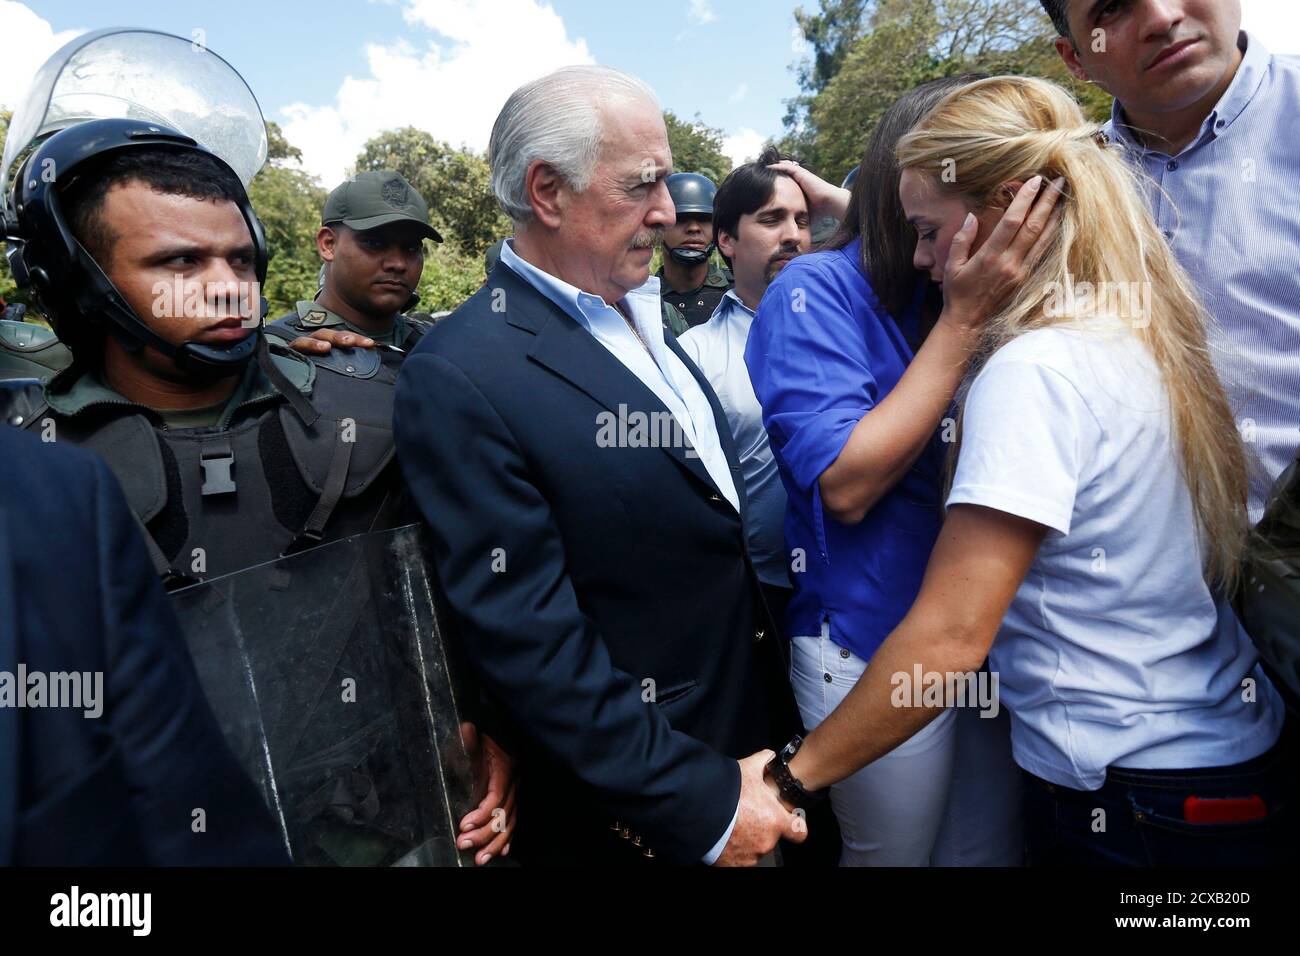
[678, 290, 790, 589]
[1105, 31, 1300, 521]
[746, 238, 945, 661]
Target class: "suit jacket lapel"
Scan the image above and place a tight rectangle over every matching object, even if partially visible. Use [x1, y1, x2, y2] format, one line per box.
[494, 263, 732, 505]
[664, 331, 749, 528]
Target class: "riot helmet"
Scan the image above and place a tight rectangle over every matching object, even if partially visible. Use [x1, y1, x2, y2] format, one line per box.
[1, 28, 271, 376]
[664, 172, 718, 266]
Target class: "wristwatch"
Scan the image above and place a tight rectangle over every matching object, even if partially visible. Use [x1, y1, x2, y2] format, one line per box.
[763, 735, 829, 810]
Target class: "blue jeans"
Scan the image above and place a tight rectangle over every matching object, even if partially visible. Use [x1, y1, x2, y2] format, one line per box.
[1024, 727, 1295, 866]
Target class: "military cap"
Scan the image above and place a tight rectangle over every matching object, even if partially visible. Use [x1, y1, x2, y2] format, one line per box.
[323, 171, 443, 242]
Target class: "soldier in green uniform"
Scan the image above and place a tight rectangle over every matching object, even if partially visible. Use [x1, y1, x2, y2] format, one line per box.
[656, 172, 733, 330]
[270, 171, 443, 356]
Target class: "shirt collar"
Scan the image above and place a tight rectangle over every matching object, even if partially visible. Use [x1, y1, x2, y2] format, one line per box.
[500, 237, 665, 333]
[1108, 30, 1271, 152]
[719, 288, 756, 318]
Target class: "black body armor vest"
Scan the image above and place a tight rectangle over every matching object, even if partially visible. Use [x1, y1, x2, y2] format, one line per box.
[0, 355, 408, 590]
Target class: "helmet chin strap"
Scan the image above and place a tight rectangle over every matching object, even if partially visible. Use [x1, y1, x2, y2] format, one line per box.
[667, 242, 716, 267]
[74, 243, 260, 378]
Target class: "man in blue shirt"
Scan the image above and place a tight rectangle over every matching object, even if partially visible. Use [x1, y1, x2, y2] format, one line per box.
[1041, 0, 1300, 521]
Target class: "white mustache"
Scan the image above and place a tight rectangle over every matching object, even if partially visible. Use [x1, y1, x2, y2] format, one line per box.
[631, 228, 665, 250]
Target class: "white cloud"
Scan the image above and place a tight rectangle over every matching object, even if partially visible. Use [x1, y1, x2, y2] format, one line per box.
[280, 0, 593, 187]
[1242, 0, 1300, 54]
[728, 82, 749, 103]
[688, 0, 717, 26]
[722, 128, 765, 167]
[0, 2, 82, 112]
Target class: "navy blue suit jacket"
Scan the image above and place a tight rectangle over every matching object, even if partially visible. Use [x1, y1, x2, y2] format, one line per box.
[0, 425, 288, 866]
[394, 262, 797, 866]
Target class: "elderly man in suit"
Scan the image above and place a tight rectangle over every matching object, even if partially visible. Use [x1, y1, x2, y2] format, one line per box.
[394, 65, 805, 866]
[0, 425, 287, 866]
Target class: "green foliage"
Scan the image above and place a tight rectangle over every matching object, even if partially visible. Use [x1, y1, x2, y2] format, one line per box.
[248, 121, 328, 317]
[663, 112, 733, 184]
[355, 127, 510, 263]
[417, 242, 485, 314]
[785, 0, 1114, 179]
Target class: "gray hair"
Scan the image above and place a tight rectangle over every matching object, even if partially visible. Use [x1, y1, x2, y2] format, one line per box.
[489, 65, 661, 224]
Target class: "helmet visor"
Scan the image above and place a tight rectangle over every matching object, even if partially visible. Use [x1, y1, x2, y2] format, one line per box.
[2, 28, 267, 209]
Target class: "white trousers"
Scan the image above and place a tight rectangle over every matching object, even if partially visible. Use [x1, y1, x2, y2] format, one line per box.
[790, 622, 1023, 866]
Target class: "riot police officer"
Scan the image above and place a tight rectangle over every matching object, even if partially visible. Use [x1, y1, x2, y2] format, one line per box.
[0, 25, 517, 867]
[0, 122, 404, 583]
[0, 120, 516, 865]
[656, 172, 733, 329]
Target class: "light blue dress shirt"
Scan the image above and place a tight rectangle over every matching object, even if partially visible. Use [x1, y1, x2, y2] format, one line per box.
[679, 290, 791, 589]
[1105, 31, 1300, 521]
[499, 238, 739, 863]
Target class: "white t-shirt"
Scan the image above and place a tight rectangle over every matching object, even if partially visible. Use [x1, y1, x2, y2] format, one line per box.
[947, 322, 1285, 791]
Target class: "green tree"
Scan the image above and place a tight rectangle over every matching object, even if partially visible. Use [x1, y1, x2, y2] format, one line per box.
[663, 111, 733, 183]
[784, 0, 872, 151]
[248, 120, 328, 317]
[417, 243, 487, 314]
[785, 0, 1113, 179]
[354, 127, 510, 262]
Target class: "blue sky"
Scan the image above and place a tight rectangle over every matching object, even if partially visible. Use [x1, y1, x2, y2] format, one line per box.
[4, 0, 1299, 187]
[6, 0, 807, 184]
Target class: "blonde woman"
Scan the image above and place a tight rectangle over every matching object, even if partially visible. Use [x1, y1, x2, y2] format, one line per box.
[768, 76, 1289, 866]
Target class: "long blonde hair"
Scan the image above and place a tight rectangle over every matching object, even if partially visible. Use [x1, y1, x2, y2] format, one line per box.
[897, 75, 1248, 590]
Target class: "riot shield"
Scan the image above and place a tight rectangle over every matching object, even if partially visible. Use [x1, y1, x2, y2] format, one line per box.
[170, 523, 482, 866]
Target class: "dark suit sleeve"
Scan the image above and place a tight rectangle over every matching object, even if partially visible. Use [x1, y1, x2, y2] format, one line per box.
[91, 456, 289, 866]
[395, 351, 740, 864]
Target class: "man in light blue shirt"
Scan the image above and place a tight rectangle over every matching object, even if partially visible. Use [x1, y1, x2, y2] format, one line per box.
[678, 148, 812, 619]
[1043, 0, 1300, 521]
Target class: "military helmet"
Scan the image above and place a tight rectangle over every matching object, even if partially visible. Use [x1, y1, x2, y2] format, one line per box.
[664, 172, 718, 266]
[4, 118, 268, 375]
[666, 172, 717, 217]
